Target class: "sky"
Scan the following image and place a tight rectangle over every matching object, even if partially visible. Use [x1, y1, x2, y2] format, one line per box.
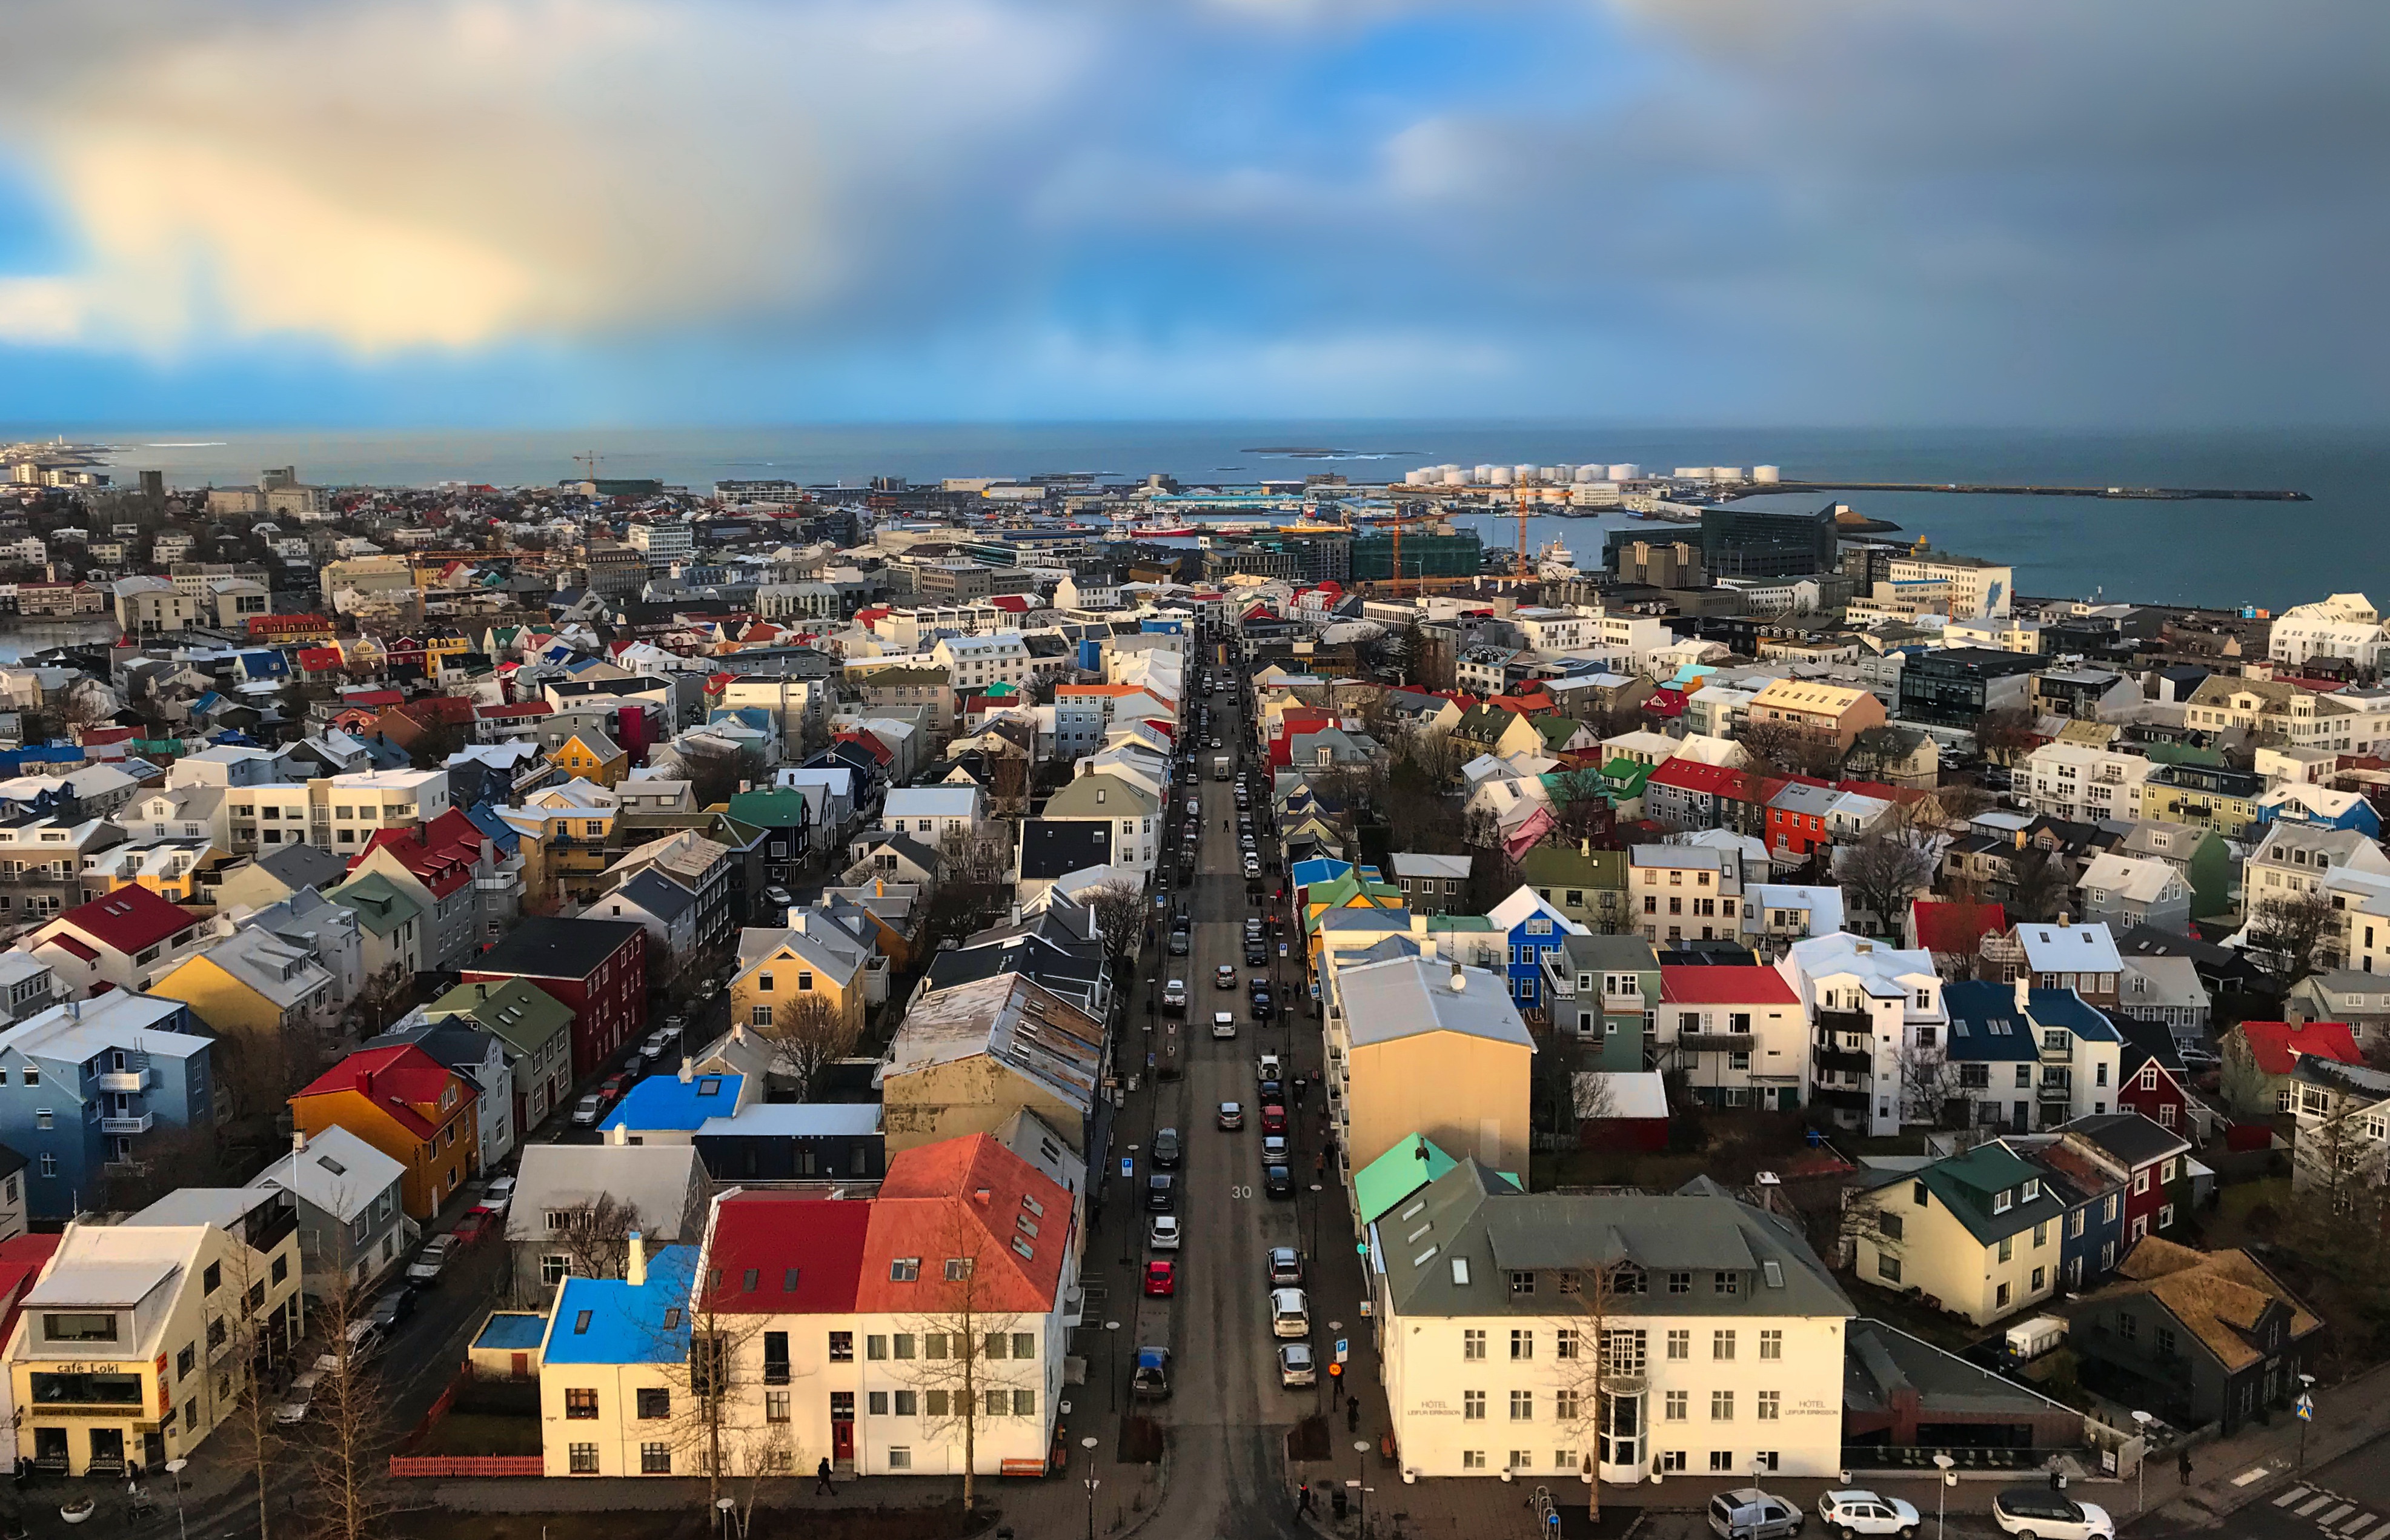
[0, 0, 2382, 429]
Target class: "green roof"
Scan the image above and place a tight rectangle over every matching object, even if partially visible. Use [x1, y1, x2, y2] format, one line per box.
[1518, 843, 1627, 888]
[1354, 1135, 1459, 1226]
[1533, 716, 1585, 748]
[2142, 741, 2226, 769]
[1424, 914, 1495, 932]
[422, 977, 573, 1055]
[725, 788, 813, 827]
[324, 871, 425, 936]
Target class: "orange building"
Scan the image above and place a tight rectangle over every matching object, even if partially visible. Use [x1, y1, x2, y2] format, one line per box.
[289, 1044, 482, 1220]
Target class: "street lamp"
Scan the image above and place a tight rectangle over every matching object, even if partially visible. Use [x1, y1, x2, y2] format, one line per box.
[1355, 1440, 1373, 1540]
[164, 1458, 188, 1540]
[1083, 1476, 1101, 1540]
[2299, 1372, 2317, 1475]
[1106, 1320, 1121, 1413]
[2131, 1410, 2153, 1513]
[1931, 1453, 1954, 1540]
[715, 1496, 745, 1539]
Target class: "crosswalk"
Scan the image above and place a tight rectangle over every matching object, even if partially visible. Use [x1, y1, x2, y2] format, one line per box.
[2269, 1484, 2390, 1540]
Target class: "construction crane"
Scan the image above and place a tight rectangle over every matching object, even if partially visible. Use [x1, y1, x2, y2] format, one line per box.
[1375, 509, 1456, 599]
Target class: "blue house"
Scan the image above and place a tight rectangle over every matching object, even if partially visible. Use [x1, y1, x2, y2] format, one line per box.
[1484, 886, 1590, 1009]
[2020, 1142, 2126, 1292]
[2255, 783, 2383, 838]
[0, 992, 218, 1218]
[599, 1067, 751, 1146]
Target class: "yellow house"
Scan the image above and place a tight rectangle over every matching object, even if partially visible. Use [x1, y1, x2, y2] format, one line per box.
[150, 923, 337, 1043]
[1329, 954, 1534, 1177]
[425, 633, 473, 674]
[549, 730, 629, 789]
[2137, 763, 2263, 838]
[499, 782, 620, 906]
[1845, 1143, 2071, 1327]
[729, 917, 872, 1045]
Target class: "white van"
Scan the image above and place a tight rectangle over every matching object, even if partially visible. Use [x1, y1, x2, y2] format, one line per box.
[1269, 1287, 1310, 1339]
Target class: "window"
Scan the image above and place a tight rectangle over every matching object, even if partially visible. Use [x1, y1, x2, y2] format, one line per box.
[204, 1263, 222, 1295]
[1013, 1331, 1035, 1359]
[1877, 1253, 1902, 1284]
[1462, 1451, 1487, 1470]
[1996, 1281, 2013, 1309]
[2157, 1326, 2177, 1357]
[1998, 1236, 2013, 1264]
[1665, 1390, 1688, 1421]
[1714, 1270, 1738, 1296]
[640, 1443, 671, 1475]
[867, 1335, 888, 1360]
[1509, 1270, 1535, 1296]
[1711, 1390, 1734, 1421]
[1667, 1329, 1690, 1360]
[1555, 1328, 1579, 1361]
[569, 1443, 598, 1475]
[565, 1389, 599, 1419]
[890, 1258, 921, 1281]
[1462, 1329, 1485, 1361]
[1660, 1450, 1687, 1472]
[1667, 1270, 1691, 1295]
[766, 1391, 789, 1424]
[1758, 1392, 1780, 1422]
[868, 1392, 888, 1415]
[542, 1255, 568, 1287]
[637, 1388, 670, 1420]
[1510, 1329, 1533, 1361]
[828, 1331, 854, 1362]
[1713, 1330, 1736, 1361]
[1759, 1329, 1782, 1361]
[1464, 1390, 1486, 1421]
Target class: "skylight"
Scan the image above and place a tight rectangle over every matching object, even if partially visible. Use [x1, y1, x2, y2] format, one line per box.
[573, 1310, 593, 1335]
[1448, 1256, 1469, 1283]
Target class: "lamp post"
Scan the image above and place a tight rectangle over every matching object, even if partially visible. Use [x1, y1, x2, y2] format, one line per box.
[1355, 1440, 1373, 1540]
[1084, 1476, 1101, 1540]
[2299, 1372, 2317, 1475]
[715, 1496, 744, 1539]
[1106, 1321, 1121, 1413]
[2132, 1410, 2153, 1513]
[164, 1458, 188, 1540]
[1931, 1453, 1954, 1540]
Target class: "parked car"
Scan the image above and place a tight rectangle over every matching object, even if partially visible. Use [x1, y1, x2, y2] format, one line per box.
[315, 1318, 384, 1375]
[1163, 979, 1187, 1009]
[642, 1029, 674, 1058]
[571, 1092, 604, 1126]
[1261, 1134, 1289, 1166]
[1709, 1490, 1804, 1539]
[1169, 931, 1190, 956]
[1244, 918, 1263, 940]
[762, 885, 794, 909]
[1215, 964, 1237, 990]
[273, 1370, 322, 1425]
[365, 1286, 418, 1331]
[452, 1207, 500, 1246]
[1143, 1260, 1177, 1298]
[599, 1072, 631, 1103]
[407, 1234, 460, 1286]
[480, 1175, 515, 1216]
[1152, 1127, 1182, 1168]
[1132, 1346, 1172, 1399]
[1277, 1343, 1316, 1387]
[1212, 1011, 1238, 1040]
[1256, 1053, 1283, 1083]
[1264, 1164, 1293, 1199]
[1149, 1215, 1181, 1251]
[1991, 1489, 2111, 1540]
[1146, 1173, 1177, 1212]
[1819, 1491, 1919, 1539]
[1266, 1246, 1303, 1286]
[1261, 1103, 1287, 1135]
[1250, 991, 1273, 1022]
[1217, 1101, 1244, 1130]
[1245, 943, 1268, 967]
[1269, 1287, 1310, 1338]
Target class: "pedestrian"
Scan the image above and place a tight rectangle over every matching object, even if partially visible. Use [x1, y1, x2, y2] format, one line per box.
[1347, 1396, 1360, 1434]
[817, 1456, 835, 1496]
[2178, 1447, 2192, 1485]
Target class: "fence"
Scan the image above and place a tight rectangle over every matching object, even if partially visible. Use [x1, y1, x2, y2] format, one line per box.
[388, 1456, 545, 1478]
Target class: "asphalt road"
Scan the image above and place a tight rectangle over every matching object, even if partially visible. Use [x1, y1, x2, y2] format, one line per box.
[2208, 1439, 2390, 1540]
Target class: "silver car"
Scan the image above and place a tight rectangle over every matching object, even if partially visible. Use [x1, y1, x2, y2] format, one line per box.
[1277, 1343, 1316, 1387]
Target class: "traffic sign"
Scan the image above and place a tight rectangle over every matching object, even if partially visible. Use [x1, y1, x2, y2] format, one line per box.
[1119, 1157, 1133, 1178]
[1335, 1338, 1349, 1363]
[2297, 1393, 2315, 1422]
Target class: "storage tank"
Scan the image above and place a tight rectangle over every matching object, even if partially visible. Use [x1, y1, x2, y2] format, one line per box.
[1515, 464, 1538, 483]
[1442, 468, 1468, 486]
[1404, 469, 1432, 486]
[1608, 463, 1639, 480]
[1673, 466, 1705, 480]
[1752, 465, 1781, 483]
[1489, 466, 1515, 486]
[1552, 465, 1577, 483]
[1473, 464, 1496, 484]
[1713, 467, 1743, 482]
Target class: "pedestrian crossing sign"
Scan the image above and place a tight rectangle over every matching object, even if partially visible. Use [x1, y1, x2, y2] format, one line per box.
[2296, 1393, 2314, 1422]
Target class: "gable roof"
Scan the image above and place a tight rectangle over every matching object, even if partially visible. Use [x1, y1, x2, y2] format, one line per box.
[2059, 1110, 2189, 1169]
[2098, 1238, 2322, 1372]
[543, 1244, 699, 1366]
[504, 1143, 708, 1244]
[248, 1126, 406, 1221]
[1338, 956, 1536, 1050]
[1659, 965, 1799, 1006]
[1911, 900, 2008, 957]
[699, 1193, 871, 1314]
[46, 885, 194, 956]
[602, 1069, 744, 1134]
[293, 1043, 470, 1140]
[2232, 1018, 2363, 1076]
[855, 1134, 1074, 1314]
[468, 915, 645, 981]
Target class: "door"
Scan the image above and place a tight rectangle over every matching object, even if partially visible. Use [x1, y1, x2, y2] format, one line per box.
[831, 1392, 855, 1465]
[87, 1427, 125, 1475]
[142, 1430, 165, 1471]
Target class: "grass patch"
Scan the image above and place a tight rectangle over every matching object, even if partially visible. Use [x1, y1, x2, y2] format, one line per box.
[416, 1411, 542, 1457]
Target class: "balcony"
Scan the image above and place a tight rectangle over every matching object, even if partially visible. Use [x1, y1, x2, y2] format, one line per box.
[1813, 1040, 1873, 1075]
[2036, 1082, 2072, 1103]
[101, 1112, 153, 1135]
[96, 1067, 153, 1094]
[1679, 1034, 1757, 1055]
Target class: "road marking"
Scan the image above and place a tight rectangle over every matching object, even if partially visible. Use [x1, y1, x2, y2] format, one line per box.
[2280, 1488, 2316, 1507]
[2246, 1468, 2287, 1489]
[2319, 1503, 2357, 1525]
[2340, 1516, 2379, 1535]
[2355, 1521, 2390, 1540]
[2297, 1496, 2337, 1516]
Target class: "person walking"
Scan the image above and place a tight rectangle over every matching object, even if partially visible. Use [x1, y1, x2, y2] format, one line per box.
[2178, 1447, 2193, 1486]
[816, 1456, 835, 1496]
[1347, 1396, 1360, 1435]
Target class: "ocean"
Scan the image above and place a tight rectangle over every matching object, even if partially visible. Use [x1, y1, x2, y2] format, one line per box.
[18, 422, 2385, 610]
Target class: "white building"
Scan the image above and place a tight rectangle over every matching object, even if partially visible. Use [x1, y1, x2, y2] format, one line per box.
[1778, 934, 1948, 1138]
[2270, 595, 2389, 672]
[2023, 743, 2153, 825]
[1371, 1162, 1853, 1487]
[626, 519, 694, 566]
[932, 632, 1031, 694]
[1885, 552, 2013, 620]
[880, 786, 984, 843]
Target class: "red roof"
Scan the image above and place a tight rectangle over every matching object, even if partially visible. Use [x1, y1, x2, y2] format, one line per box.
[352, 808, 483, 898]
[2234, 1019, 2363, 1076]
[857, 1135, 1074, 1315]
[344, 689, 404, 708]
[474, 701, 553, 721]
[1834, 777, 1931, 806]
[298, 647, 344, 673]
[1645, 688, 1687, 718]
[1645, 758, 1761, 798]
[0, 1233, 64, 1361]
[701, 1193, 871, 1314]
[47, 886, 193, 956]
[1659, 966, 1798, 1005]
[398, 695, 477, 726]
[1911, 900, 2007, 957]
[988, 595, 1029, 614]
[853, 606, 892, 625]
[248, 613, 330, 635]
[835, 730, 895, 766]
[294, 1044, 473, 1140]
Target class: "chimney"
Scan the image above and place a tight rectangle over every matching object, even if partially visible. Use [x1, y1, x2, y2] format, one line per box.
[474, 983, 488, 1001]
[679, 1056, 693, 1082]
[291, 1129, 307, 1154]
[626, 1230, 646, 1287]
[2056, 912, 2070, 929]
[2014, 974, 2030, 1012]
[974, 1187, 992, 1206]
[1449, 964, 1466, 994]
[2286, 1003, 2307, 1027]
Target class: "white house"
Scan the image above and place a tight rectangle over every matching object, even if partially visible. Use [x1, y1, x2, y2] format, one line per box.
[1778, 934, 1947, 1138]
[880, 786, 985, 844]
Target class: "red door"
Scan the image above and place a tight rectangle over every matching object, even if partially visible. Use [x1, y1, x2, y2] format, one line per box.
[831, 1392, 855, 1462]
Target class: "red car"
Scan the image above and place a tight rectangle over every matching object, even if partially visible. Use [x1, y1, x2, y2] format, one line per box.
[599, 1073, 632, 1104]
[1143, 1261, 1177, 1298]
[1261, 1104, 1287, 1135]
[451, 1207, 499, 1246]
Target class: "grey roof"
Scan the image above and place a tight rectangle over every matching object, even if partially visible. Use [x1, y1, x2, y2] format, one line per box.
[1390, 852, 1473, 880]
[2058, 1112, 2191, 1170]
[1375, 1160, 1854, 1321]
[1556, 933, 1661, 974]
[248, 1126, 405, 1221]
[504, 1144, 708, 1245]
[1846, 1317, 2079, 1421]
[694, 1103, 883, 1139]
[254, 841, 350, 891]
[615, 869, 697, 923]
[1338, 956, 1536, 1051]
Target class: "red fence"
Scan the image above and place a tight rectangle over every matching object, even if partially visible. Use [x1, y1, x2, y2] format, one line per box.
[388, 1456, 545, 1478]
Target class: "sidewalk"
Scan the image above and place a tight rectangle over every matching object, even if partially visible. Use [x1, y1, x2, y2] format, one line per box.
[2136, 1358, 2390, 1533]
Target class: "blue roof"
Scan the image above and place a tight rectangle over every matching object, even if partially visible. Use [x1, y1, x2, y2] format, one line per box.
[473, 1312, 549, 1351]
[600, 1070, 744, 1134]
[1290, 858, 1353, 889]
[1940, 981, 2039, 1062]
[2026, 986, 2123, 1043]
[463, 802, 521, 856]
[543, 1247, 697, 1365]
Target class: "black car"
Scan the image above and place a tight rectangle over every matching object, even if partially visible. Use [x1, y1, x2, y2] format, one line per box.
[1170, 932, 1190, 956]
[1245, 943, 1267, 967]
[1258, 1077, 1283, 1103]
[1264, 1164, 1294, 1199]
[1146, 1173, 1177, 1212]
[1251, 993, 1274, 1021]
[1152, 1127, 1182, 1169]
[366, 1285, 418, 1330]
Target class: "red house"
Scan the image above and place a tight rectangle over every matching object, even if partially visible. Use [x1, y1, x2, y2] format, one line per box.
[2115, 1021, 2193, 1136]
[460, 917, 648, 1081]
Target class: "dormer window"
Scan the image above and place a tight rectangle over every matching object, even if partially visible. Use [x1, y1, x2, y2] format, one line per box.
[2023, 1178, 2041, 1202]
[1994, 1189, 2014, 1214]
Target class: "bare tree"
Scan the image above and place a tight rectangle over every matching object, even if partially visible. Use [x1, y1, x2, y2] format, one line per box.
[1078, 879, 1148, 977]
[531, 1195, 648, 1301]
[1734, 717, 1844, 780]
[894, 1206, 1027, 1515]
[300, 1272, 395, 1540]
[2007, 847, 2072, 924]
[644, 1272, 780, 1523]
[1899, 1045, 1966, 1130]
[1934, 782, 1996, 825]
[1545, 1263, 1625, 1519]
[1839, 824, 1940, 940]
[215, 1240, 290, 1540]
[2256, 890, 2343, 984]
[751, 992, 860, 1101]
[1971, 706, 2040, 766]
